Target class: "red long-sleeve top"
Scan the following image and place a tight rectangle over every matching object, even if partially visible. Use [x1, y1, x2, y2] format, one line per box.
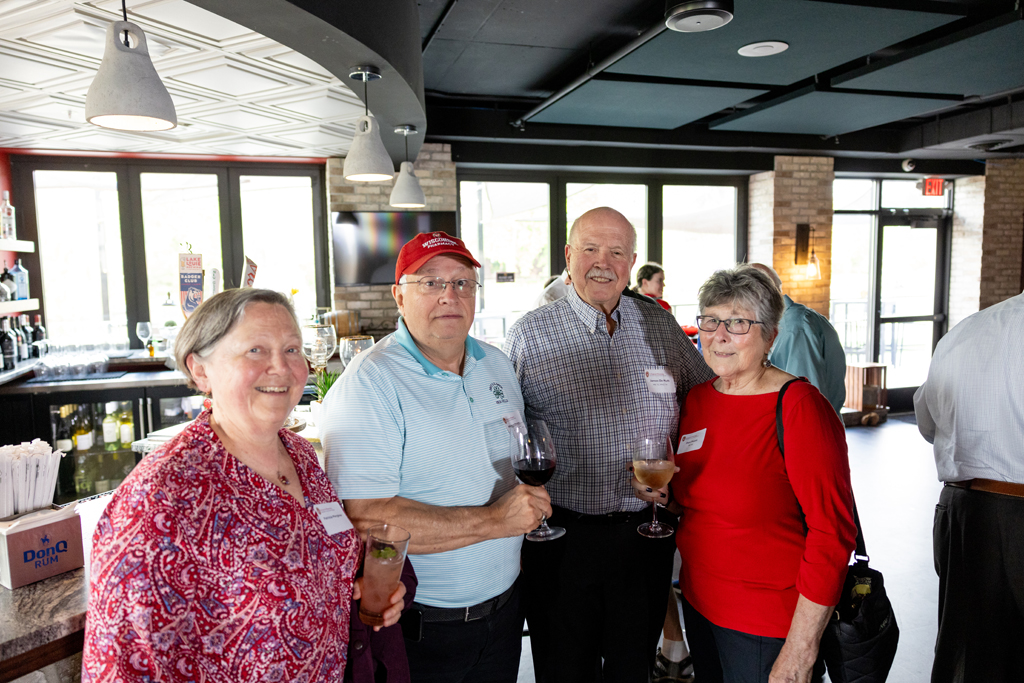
[672, 379, 856, 638]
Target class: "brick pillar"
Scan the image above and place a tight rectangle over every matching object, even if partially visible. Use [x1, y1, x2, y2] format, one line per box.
[979, 158, 1024, 309]
[746, 156, 834, 316]
[326, 143, 458, 335]
[949, 176, 985, 328]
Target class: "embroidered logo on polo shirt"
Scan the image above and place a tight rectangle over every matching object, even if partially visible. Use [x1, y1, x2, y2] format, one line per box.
[490, 382, 508, 404]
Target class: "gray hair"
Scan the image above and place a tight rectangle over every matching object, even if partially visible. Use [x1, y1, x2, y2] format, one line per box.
[175, 288, 299, 390]
[568, 207, 637, 256]
[697, 264, 784, 343]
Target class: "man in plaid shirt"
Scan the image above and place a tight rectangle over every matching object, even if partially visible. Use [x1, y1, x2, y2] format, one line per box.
[505, 207, 712, 683]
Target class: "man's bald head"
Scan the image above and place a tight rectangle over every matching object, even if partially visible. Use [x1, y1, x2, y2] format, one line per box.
[568, 207, 636, 256]
[750, 263, 783, 293]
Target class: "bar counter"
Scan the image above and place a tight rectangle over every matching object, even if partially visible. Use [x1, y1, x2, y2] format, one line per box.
[0, 494, 112, 683]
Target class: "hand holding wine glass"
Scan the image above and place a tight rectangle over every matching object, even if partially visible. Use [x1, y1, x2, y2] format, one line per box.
[510, 418, 565, 541]
[632, 434, 676, 538]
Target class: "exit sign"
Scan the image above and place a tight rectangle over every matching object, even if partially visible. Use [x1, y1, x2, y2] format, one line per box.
[922, 178, 945, 196]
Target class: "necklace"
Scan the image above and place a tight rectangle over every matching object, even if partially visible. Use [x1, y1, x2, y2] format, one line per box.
[278, 471, 291, 486]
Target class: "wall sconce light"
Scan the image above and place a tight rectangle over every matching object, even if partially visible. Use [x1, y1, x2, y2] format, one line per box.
[794, 223, 822, 280]
[85, 2, 177, 131]
[343, 66, 394, 182]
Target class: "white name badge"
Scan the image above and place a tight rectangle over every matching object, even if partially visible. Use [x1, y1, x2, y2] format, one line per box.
[677, 428, 707, 454]
[502, 411, 526, 435]
[314, 502, 354, 536]
[644, 367, 677, 394]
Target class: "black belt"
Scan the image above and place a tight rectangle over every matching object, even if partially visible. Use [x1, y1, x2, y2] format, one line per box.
[416, 581, 517, 623]
[552, 505, 639, 525]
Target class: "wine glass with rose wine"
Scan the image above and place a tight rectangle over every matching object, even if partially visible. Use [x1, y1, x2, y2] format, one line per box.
[633, 434, 676, 538]
[510, 418, 565, 541]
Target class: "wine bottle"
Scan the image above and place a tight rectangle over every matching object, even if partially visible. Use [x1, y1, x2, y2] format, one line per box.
[0, 191, 14, 240]
[10, 259, 28, 300]
[18, 315, 32, 358]
[9, 317, 24, 362]
[32, 314, 46, 357]
[55, 405, 74, 453]
[74, 404, 94, 452]
[118, 401, 135, 447]
[0, 317, 16, 371]
[102, 402, 120, 452]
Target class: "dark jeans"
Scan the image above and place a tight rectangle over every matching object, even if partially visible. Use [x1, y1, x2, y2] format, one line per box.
[932, 485, 1024, 683]
[521, 506, 676, 683]
[680, 596, 824, 683]
[403, 580, 524, 683]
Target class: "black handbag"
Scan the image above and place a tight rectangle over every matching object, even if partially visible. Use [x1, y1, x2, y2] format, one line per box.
[777, 379, 899, 683]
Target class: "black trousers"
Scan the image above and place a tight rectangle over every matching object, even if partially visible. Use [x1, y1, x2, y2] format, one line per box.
[521, 506, 677, 683]
[932, 485, 1024, 683]
[404, 580, 524, 683]
[680, 596, 824, 683]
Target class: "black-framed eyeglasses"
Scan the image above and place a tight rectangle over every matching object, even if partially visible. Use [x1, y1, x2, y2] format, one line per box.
[695, 316, 765, 335]
[400, 276, 482, 298]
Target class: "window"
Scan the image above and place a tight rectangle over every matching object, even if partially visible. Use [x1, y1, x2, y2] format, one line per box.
[33, 171, 127, 343]
[662, 185, 737, 324]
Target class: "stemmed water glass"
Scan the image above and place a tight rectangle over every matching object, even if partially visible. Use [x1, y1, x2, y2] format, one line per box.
[339, 335, 374, 368]
[632, 434, 676, 538]
[302, 324, 337, 373]
[135, 322, 152, 349]
[510, 418, 565, 542]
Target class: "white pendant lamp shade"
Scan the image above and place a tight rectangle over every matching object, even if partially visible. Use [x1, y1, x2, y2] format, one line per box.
[344, 115, 394, 182]
[390, 161, 426, 208]
[86, 21, 176, 131]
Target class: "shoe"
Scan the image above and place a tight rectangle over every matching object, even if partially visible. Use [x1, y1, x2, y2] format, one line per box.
[653, 649, 695, 683]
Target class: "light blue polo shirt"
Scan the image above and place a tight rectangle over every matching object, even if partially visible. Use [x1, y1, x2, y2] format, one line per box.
[321, 318, 524, 608]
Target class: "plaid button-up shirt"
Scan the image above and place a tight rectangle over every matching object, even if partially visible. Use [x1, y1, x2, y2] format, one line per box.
[505, 286, 713, 515]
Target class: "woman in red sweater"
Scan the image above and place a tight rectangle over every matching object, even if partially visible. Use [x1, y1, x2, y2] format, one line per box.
[649, 265, 856, 683]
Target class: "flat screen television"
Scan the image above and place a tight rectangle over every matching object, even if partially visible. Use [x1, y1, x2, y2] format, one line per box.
[332, 211, 458, 285]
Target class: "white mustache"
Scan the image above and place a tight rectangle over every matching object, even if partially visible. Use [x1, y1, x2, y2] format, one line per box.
[586, 267, 616, 280]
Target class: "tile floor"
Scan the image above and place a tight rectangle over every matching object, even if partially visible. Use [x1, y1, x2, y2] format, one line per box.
[517, 415, 943, 683]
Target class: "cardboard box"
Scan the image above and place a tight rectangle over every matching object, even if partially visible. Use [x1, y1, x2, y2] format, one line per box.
[0, 506, 84, 590]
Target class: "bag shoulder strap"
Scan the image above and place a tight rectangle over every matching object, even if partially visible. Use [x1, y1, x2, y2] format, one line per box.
[775, 378, 869, 561]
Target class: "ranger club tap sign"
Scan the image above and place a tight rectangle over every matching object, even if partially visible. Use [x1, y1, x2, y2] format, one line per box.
[179, 253, 204, 319]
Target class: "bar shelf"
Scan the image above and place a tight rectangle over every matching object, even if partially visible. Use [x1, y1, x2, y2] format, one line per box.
[0, 298, 39, 315]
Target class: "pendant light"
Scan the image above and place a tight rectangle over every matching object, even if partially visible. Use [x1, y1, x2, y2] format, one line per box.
[343, 66, 394, 182]
[390, 125, 426, 208]
[806, 226, 822, 280]
[85, 0, 176, 131]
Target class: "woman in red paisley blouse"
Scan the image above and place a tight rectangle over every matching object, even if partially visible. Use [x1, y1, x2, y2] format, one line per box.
[82, 288, 405, 683]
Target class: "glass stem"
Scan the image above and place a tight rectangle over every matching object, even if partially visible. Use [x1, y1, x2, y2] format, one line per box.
[537, 514, 549, 530]
[651, 501, 659, 527]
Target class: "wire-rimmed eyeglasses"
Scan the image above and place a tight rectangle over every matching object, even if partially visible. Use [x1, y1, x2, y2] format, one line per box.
[695, 316, 766, 335]
[400, 276, 482, 298]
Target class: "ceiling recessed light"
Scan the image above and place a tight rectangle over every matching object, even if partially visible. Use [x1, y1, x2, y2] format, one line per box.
[665, 1, 734, 33]
[738, 41, 789, 57]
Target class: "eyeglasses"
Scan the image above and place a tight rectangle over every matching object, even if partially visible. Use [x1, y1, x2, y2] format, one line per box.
[695, 316, 765, 335]
[400, 276, 482, 298]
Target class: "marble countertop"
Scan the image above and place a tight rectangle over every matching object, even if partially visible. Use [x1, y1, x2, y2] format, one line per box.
[0, 493, 112, 663]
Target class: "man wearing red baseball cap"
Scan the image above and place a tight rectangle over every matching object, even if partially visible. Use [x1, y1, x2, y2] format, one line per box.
[322, 231, 550, 683]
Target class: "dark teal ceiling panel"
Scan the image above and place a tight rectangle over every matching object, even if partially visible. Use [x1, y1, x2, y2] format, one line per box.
[607, 0, 960, 86]
[710, 88, 958, 136]
[531, 79, 767, 129]
[833, 14, 1024, 97]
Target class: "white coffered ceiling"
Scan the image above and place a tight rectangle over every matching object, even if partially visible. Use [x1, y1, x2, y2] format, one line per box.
[0, 0, 365, 157]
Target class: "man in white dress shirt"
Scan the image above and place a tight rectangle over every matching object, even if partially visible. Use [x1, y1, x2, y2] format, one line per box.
[914, 290, 1024, 683]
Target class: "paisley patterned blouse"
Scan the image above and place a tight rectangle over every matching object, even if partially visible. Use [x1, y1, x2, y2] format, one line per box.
[82, 410, 361, 683]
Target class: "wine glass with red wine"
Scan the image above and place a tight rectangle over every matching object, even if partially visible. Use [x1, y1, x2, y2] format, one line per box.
[511, 418, 565, 541]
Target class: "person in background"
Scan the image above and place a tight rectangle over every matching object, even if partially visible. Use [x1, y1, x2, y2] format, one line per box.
[534, 268, 571, 308]
[506, 207, 713, 683]
[750, 263, 847, 415]
[650, 265, 856, 683]
[634, 262, 672, 312]
[83, 288, 404, 683]
[322, 232, 550, 683]
[914, 289, 1024, 683]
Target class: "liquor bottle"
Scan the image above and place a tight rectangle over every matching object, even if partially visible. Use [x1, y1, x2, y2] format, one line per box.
[0, 262, 13, 293]
[118, 401, 135, 447]
[10, 259, 28, 300]
[55, 405, 74, 453]
[102, 402, 120, 451]
[0, 191, 14, 240]
[1, 317, 16, 371]
[9, 318, 24, 362]
[32, 314, 46, 357]
[18, 315, 32, 358]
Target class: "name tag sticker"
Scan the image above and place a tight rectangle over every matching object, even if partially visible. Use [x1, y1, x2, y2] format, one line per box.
[314, 502, 354, 536]
[677, 428, 707, 454]
[644, 367, 677, 394]
[502, 411, 526, 436]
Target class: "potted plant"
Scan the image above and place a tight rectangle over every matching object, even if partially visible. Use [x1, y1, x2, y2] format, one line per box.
[310, 369, 340, 426]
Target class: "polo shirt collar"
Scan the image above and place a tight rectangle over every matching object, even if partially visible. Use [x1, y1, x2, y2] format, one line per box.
[566, 284, 623, 334]
[783, 294, 794, 310]
[394, 317, 486, 376]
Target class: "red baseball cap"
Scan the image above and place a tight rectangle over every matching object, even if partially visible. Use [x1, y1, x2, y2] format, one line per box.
[395, 231, 481, 284]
